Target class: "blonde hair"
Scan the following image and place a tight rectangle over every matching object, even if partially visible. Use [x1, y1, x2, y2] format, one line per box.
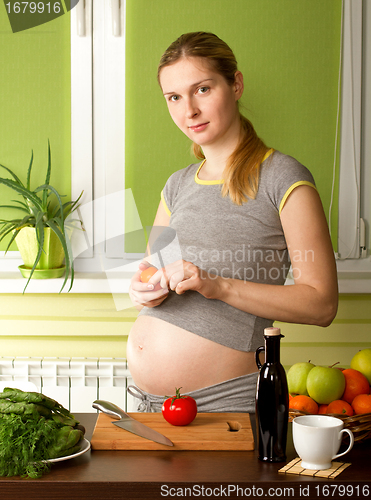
[158, 32, 270, 205]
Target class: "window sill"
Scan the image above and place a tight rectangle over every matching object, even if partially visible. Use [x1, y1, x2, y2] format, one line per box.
[1, 254, 371, 294]
[335, 257, 371, 293]
[0, 252, 133, 294]
[0, 271, 132, 294]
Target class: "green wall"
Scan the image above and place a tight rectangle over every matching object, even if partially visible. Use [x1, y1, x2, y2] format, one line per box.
[0, 9, 71, 250]
[0, 293, 370, 371]
[1, 0, 341, 247]
[126, 0, 342, 246]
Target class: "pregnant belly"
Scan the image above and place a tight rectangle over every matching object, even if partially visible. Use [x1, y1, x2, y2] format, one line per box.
[127, 315, 258, 395]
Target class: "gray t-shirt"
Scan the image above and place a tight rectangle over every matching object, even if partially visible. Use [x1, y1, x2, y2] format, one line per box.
[139, 150, 316, 352]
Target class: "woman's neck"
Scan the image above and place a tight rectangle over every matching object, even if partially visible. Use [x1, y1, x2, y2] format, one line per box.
[199, 136, 241, 181]
[198, 153, 228, 181]
[197, 113, 242, 181]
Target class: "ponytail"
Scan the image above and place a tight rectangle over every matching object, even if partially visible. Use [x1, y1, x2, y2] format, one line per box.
[193, 114, 270, 205]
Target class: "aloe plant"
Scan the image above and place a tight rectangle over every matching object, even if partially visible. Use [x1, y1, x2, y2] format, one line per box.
[0, 140, 83, 292]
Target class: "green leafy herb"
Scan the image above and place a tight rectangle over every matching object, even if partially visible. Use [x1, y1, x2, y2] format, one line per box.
[0, 388, 84, 478]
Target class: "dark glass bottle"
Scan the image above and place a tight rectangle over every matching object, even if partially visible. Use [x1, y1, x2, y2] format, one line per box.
[255, 327, 289, 462]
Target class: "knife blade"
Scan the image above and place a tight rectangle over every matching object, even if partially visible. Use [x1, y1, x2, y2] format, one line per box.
[92, 400, 174, 447]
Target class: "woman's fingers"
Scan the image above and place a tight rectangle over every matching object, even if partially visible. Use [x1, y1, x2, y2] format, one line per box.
[147, 260, 193, 291]
[130, 286, 169, 306]
[129, 260, 169, 308]
[131, 259, 217, 305]
[151, 260, 202, 291]
[166, 263, 187, 290]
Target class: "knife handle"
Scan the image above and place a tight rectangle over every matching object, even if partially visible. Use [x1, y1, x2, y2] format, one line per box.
[92, 400, 128, 420]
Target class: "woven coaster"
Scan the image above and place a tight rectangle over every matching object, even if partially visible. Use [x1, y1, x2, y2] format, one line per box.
[279, 458, 351, 478]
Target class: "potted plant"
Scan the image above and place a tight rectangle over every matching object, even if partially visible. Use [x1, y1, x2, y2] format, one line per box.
[0, 141, 83, 292]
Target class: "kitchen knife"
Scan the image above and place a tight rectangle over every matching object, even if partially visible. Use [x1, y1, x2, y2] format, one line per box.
[92, 400, 174, 447]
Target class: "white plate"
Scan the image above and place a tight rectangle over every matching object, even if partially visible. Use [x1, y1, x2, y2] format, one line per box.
[0, 384, 90, 464]
[47, 438, 91, 463]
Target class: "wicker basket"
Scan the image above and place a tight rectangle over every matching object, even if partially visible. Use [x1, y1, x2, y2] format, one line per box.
[289, 410, 371, 443]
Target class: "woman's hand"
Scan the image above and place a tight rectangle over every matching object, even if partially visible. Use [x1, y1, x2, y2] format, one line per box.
[147, 259, 222, 300]
[129, 261, 169, 309]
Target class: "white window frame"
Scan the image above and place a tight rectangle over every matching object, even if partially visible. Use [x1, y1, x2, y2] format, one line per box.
[335, 0, 371, 290]
[71, 0, 137, 267]
[71, 0, 144, 279]
[0, 0, 139, 293]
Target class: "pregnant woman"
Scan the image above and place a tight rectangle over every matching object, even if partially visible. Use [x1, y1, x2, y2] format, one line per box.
[127, 32, 338, 413]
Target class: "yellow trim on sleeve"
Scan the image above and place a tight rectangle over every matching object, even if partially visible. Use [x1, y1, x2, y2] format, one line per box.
[279, 181, 317, 215]
[262, 148, 275, 162]
[161, 190, 172, 217]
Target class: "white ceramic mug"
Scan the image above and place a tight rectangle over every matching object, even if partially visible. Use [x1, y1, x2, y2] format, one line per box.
[292, 415, 354, 470]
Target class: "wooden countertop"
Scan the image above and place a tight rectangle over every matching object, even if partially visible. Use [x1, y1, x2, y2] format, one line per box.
[0, 413, 369, 500]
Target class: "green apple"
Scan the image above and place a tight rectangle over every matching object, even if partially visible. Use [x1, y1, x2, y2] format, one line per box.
[306, 366, 346, 404]
[350, 349, 371, 384]
[287, 362, 315, 395]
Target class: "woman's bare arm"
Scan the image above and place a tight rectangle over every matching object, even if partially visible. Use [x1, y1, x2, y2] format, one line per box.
[163, 185, 338, 327]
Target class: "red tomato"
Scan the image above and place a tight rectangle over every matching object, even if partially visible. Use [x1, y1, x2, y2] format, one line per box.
[162, 388, 198, 426]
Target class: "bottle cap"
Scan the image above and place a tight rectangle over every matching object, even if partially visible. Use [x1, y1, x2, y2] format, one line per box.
[264, 327, 281, 336]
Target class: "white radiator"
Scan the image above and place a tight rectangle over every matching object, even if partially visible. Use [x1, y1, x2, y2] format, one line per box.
[0, 357, 138, 413]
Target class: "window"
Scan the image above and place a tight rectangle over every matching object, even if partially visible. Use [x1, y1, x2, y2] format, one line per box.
[335, 0, 371, 289]
[70, 0, 371, 293]
[71, 0, 143, 276]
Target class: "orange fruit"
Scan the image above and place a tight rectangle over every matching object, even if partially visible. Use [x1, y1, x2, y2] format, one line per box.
[289, 395, 318, 414]
[342, 368, 370, 404]
[140, 266, 162, 291]
[140, 266, 158, 283]
[318, 404, 328, 414]
[326, 399, 354, 416]
[351, 393, 371, 415]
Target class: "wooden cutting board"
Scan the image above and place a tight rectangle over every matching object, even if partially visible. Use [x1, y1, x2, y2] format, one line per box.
[91, 412, 254, 451]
